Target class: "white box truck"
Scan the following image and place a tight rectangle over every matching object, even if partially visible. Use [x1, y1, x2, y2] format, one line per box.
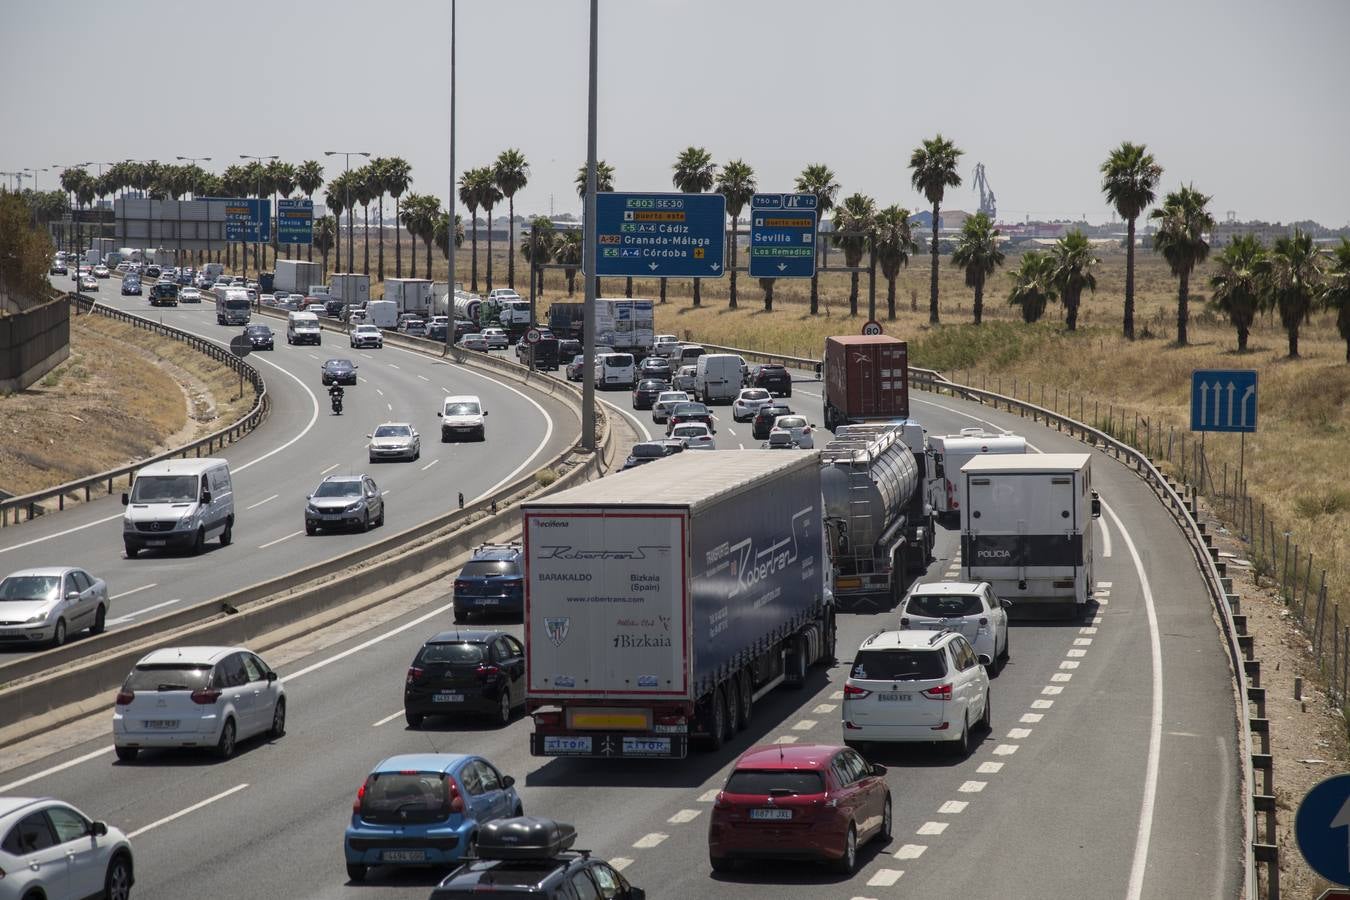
[524, 451, 836, 759]
[593, 299, 655, 354]
[382, 278, 433, 314]
[960, 453, 1100, 616]
[274, 259, 320, 297]
[928, 429, 1027, 524]
[330, 273, 370, 308]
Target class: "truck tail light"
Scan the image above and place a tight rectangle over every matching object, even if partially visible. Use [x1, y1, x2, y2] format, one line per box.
[655, 714, 686, 726]
[922, 684, 952, 700]
[533, 711, 561, 727]
[843, 683, 871, 699]
[406, 666, 424, 684]
[115, 690, 134, 706]
[190, 688, 222, 705]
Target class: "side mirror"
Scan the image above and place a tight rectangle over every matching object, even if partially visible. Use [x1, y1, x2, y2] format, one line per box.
[501, 774, 516, 788]
[482, 410, 489, 416]
[934, 461, 945, 478]
[978, 653, 993, 667]
[91, 821, 108, 837]
[1000, 598, 1012, 609]
[365, 435, 373, 440]
[200, 491, 212, 505]
[628, 889, 646, 900]
[66, 591, 81, 602]
[121, 492, 129, 506]
[1090, 490, 1102, 519]
[871, 763, 887, 777]
[266, 671, 278, 682]
[436, 411, 443, 417]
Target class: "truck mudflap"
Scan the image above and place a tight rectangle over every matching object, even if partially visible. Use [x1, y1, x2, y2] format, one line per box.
[530, 731, 688, 759]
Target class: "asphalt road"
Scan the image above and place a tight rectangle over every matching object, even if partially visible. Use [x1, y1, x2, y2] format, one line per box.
[0, 275, 577, 642]
[0, 358, 1243, 899]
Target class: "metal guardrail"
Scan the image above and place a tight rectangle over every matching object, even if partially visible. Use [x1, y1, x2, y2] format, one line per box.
[0, 294, 269, 527]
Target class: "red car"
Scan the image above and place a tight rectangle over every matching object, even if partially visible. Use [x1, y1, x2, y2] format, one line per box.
[708, 743, 890, 874]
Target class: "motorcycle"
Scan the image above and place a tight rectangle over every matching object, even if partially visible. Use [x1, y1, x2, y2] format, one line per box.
[330, 392, 344, 415]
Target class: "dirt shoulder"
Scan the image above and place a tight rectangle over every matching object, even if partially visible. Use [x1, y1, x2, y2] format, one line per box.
[0, 310, 255, 498]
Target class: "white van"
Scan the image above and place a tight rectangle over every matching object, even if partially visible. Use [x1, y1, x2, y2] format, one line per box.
[364, 299, 398, 329]
[287, 311, 323, 345]
[694, 353, 745, 404]
[929, 429, 1027, 524]
[122, 458, 235, 557]
[594, 352, 636, 390]
[438, 394, 487, 442]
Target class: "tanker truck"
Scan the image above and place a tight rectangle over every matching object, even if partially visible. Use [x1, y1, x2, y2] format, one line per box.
[821, 421, 934, 611]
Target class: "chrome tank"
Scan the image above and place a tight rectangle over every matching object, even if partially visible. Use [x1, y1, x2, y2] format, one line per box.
[820, 425, 922, 552]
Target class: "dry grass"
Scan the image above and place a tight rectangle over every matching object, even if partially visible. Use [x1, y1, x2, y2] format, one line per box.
[0, 312, 255, 498]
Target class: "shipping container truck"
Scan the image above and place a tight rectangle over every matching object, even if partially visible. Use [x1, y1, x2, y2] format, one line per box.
[822, 335, 909, 431]
[927, 429, 1027, 525]
[821, 422, 934, 610]
[524, 452, 836, 759]
[593, 299, 655, 356]
[329, 273, 371, 308]
[547, 302, 585, 340]
[961, 453, 1100, 617]
[382, 278, 434, 314]
[274, 259, 321, 297]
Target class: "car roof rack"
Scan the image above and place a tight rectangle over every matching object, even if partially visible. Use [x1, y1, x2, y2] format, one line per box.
[927, 629, 952, 646]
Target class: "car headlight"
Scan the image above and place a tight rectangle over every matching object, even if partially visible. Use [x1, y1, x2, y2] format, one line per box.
[25, 612, 49, 624]
[306, 504, 320, 515]
[345, 501, 364, 512]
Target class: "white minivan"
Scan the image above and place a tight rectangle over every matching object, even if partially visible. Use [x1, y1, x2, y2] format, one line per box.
[694, 353, 745, 404]
[122, 458, 234, 557]
[594, 352, 636, 390]
[287, 310, 323, 345]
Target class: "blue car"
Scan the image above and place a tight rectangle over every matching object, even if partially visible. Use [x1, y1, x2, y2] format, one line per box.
[453, 543, 524, 622]
[345, 753, 523, 883]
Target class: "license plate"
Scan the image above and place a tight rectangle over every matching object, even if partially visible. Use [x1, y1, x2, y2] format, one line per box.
[475, 598, 499, 606]
[622, 737, 671, 755]
[146, 540, 166, 547]
[0, 630, 24, 637]
[749, 808, 793, 821]
[433, 693, 463, 703]
[544, 735, 592, 754]
[878, 693, 911, 702]
[381, 850, 426, 863]
[143, 720, 179, 728]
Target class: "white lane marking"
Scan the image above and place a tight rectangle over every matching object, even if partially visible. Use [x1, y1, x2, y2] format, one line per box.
[105, 597, 182, 626]
[725, 426, 737, 437]
[867, 869, 904, 887]
[1103, 500, 1164, 900]
[1030, 699, 1054, 709]
[894, 844, 927, 860]
[387, 403, 393, 412]
[387, 363, 399, 369]
[1060, 660, 1081, 670]
[258, 530, 304, 550]
[1067, 648, 1087, 658]
[976, 761, 1004, 774]
[307, 354, 319, 360]
[358, 377, 369, 384]
[610, 857, 633, 872]
[421, 458, 440, 471]
[1007, 728, 1033, 740]
[1097, 581, 1113, 588]
[958, 781, 987, 793]
[938, 800, 968, 814]
[1073, 637, 1093, 646]
[773, 735, 798, 744]
[0, 746, 112, 792]
[1080, 626, 1098, 635]
[418, 374, 430, 381]
[1097, 517, 1114, 558]
[1041, 686, 1064, 696]
[246, 494, 279, 510]
[830, 690, 844, 700]
[283, 601, 455, 683]
[917, 821, 948, 835]
[1051, 673, 1073, 683]
[667, 809, 702, 824]
[813, 703, 838, 714]
[372, 710, 404, 728]
[1021, 713, 1044, 724]
[698, 789, 720, 802]
[111, 583, 157, 600]
[376, 388, 385, 396]
[1092, 615, 1104, 625]
[632, 833, 667, 849]
[791, 719, 817, 731]
[320, 463, 340, 475]
[126, 783, 249, 839]
[739, 443, 745, 450]
[993, 744, 1019, 756]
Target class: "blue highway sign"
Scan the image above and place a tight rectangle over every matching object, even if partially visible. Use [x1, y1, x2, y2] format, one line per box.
[749, 193, 817, 278]
[1297, 774, 1350, 886]
[592, 192, 726, 278]
[277, 198, 313, 245]
[1190, 369, 1257, 433]
[206, 197, 270, 243]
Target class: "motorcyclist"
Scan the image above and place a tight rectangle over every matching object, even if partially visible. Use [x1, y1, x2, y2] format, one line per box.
[328, 383, 345, 413]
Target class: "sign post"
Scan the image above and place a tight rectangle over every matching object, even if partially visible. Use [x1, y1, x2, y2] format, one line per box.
[749, 193, 817, 279]
[1297, 774, 1350, 888]
[591, 192, 726, 279]
[228, 335, 252, 400]
[1190, 368, 1258, 492]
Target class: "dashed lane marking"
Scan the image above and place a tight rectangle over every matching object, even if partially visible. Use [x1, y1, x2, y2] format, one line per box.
[917, 821, 948, 835]
[320, 463, 340, 474]
[1080, 626, 1098, 635]
[418, 374, 430, 381]
[1067, 648, 1088, 658]
[1051, 673, 1073, 683]
[667, 809, 702, 824]
[1020, 713, 1044, 724]
[867, 869, 904, 887]
[1073, 637, 1093, 646]
[993, 744, 1019, 756]
[938, 800, 968, 814]
[1030, 699, 1055, 709]
[421, 458, 440, 471]
[958, 781, 986, 793]
[371, 710, 403, 728]
[773, 735, 799, 744]
[698, 789, 719, 802]
[894, 844, 927, 860]
[1041, 686, 1064, 696]
[246, 494, 278, 510]
[1097, 581, 1113, 588]
[791, 719, 817, 731]
[258, 530, 304, 549]
[111, 583, 156, 600]
[106, 598, 182, 626]
[611, 858, 633, 872]
[813, 703, 838, 714]
[1060, 661, 1080, 670]
[127, 783, 249, 839]
[1007, 728, 1033, 740]
[977, 761, 1004, 774]
[633, 833, 668, 849]
[830, 690, 844, 700]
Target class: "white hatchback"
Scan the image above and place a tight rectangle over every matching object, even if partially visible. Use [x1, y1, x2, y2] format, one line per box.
[770, 414, 816, 449]
[0, 797, 134, 900]
[900, 581, 1010, 675]
[113, 645, 286, 761]
[731, 388, 773, 422]
[842, 629, 990, 758]
[670, 422, 716, 450]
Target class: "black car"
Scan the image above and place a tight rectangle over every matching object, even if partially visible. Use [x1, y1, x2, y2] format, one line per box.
[666, 401, 716, 435]
[557, 338, 581, 361]
[244, 324, 274, 350]
[121, 278, 142, 296]
[638, 356, 673, 382]
[404, 629, 526, 728]
[453, 319, 478, 341]
[750, 363, 793, 397]
[752, 403, 793, 439]
[320, 358, 358, 386]
[49, 261, 68, 275]
[620, 440, 683, 471]
[631, 378, 666, 410]
[454, 543, 524, 621]
[432, 817, 645, 900]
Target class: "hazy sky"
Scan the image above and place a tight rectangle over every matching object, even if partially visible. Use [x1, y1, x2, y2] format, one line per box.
[4, 0, 1347, 226]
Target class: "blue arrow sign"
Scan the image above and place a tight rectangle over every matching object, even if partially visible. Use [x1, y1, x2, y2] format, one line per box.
[749, 193, 817, 279]
[277, 198, 313, 245]
[592, 192, 726, 278]
[1297, 774, 1350, 886]
[203, 197, 270, 243]
[1190, 369, 1257, 433]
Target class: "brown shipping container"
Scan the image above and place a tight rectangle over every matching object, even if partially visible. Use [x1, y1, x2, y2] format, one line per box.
[823, 335, 909, 424]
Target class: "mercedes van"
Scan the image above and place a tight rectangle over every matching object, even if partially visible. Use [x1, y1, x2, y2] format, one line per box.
[287, 311, 323, 345]
[122, 458, 235, 557]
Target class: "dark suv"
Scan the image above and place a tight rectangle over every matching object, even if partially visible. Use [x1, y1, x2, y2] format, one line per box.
[453, 543, 524, 622]
[750, 363, 793, 397]
[752, 403, 793, 439]
[404, 629, 526, 728]
[432, 817, 645, 900]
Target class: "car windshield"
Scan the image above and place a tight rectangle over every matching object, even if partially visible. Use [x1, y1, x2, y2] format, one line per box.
[741, 390, 770, 401]
[374, 425, 411, 438]
[630, 443, 666, 459]
[130, 475, 199, 503]
[314, 480, 362, 498]
[225, 297, 250, 310]
[658, 393, 687, 403]
[758, 407, 790, 419]
[775, 416, 807, 429]
[460, 560, 519, 577]
[673, 425, 708, 438]
[0, 575, 60, 602]
[124, 663, 213, 692]
[906, 594, 983, 617]
[324, 360, 352, 369]
[418, 642, 487, 664]
[637, 380, 664, 390]
[603, 354, 634, 367]
[851, 649, 946, 681]
[247, 326, 269, 335]
[359, 772, 450, 825]
[724, 770, 825, 796]
[445, 402, 480, 416]
[673, 403, 708, 416]
[357, 326, 378, 334]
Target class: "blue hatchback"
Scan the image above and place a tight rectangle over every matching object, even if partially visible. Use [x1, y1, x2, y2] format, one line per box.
[453, 544, 524, 622]
[344, 753, 523, 883]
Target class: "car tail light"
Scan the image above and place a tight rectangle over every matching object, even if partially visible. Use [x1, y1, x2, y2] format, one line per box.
[352, 783, 366, 812]
[448, 779, 464, 813]
[477, 664, 501, 679]
[930, 721, 950, 731]
[406, 666, 424, 684]
[843, 683, 871, 699]
[115, 690, 134, 706]
[453, 580, 467, 591]
[843, 720, 862, 730]
[190, 688, 222, 705]
[899, 617, 910, 628]
[922, 683, 952, 700]
[802, 426, 812, 434]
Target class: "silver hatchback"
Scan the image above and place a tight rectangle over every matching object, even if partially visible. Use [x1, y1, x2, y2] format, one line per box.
[0, 567, 109, 647]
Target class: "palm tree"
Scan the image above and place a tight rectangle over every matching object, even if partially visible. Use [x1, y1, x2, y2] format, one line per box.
[221, 165, 251, 268]
[554, 230, 583, 296]
[378, 157, 411, 278]
[575, 160, 615, 297]
[1007, 251, 1057, 324]
[266, 160, 296, 263]
[1325, 238, 1350, 363]
[399, 192, 429, 282]
[459, 168, 485, 291]
[1050, 230, 1099, 331]
[874, 205, 917, 320]
[493, 149, 529, 289]
[314, 215, 337, 279]
[671, 147, 717, 307]
[295, 160, 324, 263]
[830, 193, 876, 317]
[794, 164, 840, 315]
[1208, 234, 1269, 352]
[473, 169, 503, 292]
[433, 208, 465, 277]
[1100, 142, 1162, 340]
[759, 277, 776, 312]
[949, 211, 1003, 324]
[366, 157, 391, 280]
[1150, 184, 1215, 346]
[715, 159, 756, 309]
[910, 134, 964, 325]
[521, 215, 555, 297]
[1269, 228, 1323, 358]
[356, 164, 380, 276]
[324, 176, 349, 273]
[59, 167, 89, 264]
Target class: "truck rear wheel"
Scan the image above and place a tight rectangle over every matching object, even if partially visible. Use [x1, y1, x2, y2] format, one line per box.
[724, 679, 743, 735]
[786, 637, 808, 689]
[699, 687, 728, 751]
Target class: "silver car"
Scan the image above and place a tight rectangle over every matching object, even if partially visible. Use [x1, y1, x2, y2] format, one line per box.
[305, 474, 385, 534]
[0, 567, 109, 647]
[368, 422, 421, 462]
[652, 390, 691, 424]
[0, 797, 134, 900]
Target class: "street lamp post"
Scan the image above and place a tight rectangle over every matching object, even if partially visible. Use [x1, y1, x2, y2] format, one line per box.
[324, 151, 371, 275]
[445, 0, 456, 353]
[239, 154, 278, 280]
[581, 0, 599, 452]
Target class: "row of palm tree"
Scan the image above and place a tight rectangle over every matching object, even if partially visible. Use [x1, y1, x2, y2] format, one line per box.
[452, 150, 530, 294]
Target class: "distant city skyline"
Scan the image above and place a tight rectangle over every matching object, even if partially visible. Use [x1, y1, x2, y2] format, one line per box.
[4, 0, 1347, 228]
